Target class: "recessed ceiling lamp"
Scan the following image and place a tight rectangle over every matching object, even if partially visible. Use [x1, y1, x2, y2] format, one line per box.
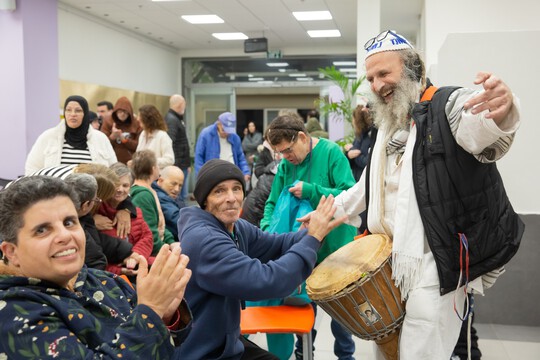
[248, 77, 265, 81]
[333, 61, 356, 66]
[152, 0, 192, 2]
[288, 73, 306, 77]
[182, 15, 224, 24]
[293, 11, 332, 21]
[266, 62, 289, 67]
[212, 32, 248, 40]
[339, 68, 356, 72]
[308, 30, 341, 38]
[296, 77, 314, 81]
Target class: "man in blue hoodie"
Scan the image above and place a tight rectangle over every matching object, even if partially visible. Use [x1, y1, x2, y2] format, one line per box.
[176, 159, 344, 360]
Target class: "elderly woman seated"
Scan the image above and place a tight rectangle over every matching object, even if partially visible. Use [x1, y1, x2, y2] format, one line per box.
[0, 176, 192, 358]
[96, 162, 155, 271]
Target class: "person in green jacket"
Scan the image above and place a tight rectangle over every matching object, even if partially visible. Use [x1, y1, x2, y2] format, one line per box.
[129, 150, 176, 255]
[260, 112, 358, 360]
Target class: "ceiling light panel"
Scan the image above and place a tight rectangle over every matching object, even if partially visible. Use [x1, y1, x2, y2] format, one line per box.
[212, 32, 248, 40]
[293, 11, 332, 21]
[307, 29, 341, 38]
[181, 15, 224, 24]
[333, 61, 356, 66]
[266, 62, 289, 67]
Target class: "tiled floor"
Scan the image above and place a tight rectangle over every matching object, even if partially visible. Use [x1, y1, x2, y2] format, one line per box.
[249, 310, 540, 359]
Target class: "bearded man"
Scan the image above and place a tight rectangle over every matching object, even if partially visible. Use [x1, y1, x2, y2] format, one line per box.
[302, 30, 524, 359]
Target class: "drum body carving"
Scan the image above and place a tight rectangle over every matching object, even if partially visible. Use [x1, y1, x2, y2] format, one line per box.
[306, 234, 405, 360]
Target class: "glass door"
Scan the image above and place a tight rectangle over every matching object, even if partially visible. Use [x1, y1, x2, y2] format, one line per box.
[188, 87, 236, 143]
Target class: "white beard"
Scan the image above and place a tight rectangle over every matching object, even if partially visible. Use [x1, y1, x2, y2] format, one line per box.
[370, 76, 421, 134]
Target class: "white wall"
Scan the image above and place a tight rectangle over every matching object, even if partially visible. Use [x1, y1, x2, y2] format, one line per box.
[423, 0, 540, 214]
[435, 31, 538, 214]
[424, 0, 540, 71]
[58, 7, 181, 96]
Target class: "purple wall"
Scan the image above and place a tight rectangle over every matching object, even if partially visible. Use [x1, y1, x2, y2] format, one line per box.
[0, 0, 59, 179]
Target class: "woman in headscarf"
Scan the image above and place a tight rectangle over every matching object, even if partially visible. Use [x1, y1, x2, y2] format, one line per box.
[25, 95, 117, 175]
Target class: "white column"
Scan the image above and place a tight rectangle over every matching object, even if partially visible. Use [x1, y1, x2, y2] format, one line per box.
[356, 0, 381, 98]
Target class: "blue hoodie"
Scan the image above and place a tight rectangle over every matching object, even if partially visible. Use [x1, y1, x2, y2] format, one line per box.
[152, 181, 182, 240]
[176, 206, 320, 359]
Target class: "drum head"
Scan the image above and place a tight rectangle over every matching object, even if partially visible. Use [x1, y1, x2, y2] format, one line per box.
[307, 234, 392, 300]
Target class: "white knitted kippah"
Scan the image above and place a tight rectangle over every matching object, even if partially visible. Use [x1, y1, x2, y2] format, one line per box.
[365, 30, 413, 60]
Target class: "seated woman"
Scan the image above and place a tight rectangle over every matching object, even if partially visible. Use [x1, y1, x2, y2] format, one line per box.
[25, 163, 134, 239]
[0, 176, 192, 358]
[65, 172, 133, 272]
[96, 162, 154, 272]
[130, 150, 176, 255]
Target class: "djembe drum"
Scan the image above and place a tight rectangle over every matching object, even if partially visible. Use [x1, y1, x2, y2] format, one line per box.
[306, 234, 405, 360]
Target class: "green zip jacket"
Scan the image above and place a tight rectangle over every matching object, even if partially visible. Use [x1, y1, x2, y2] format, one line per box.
[261, 138, 357, 263]
[130, 185, 175, 255]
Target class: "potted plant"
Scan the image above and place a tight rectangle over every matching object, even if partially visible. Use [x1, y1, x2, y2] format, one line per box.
[315, 66, 365, 146]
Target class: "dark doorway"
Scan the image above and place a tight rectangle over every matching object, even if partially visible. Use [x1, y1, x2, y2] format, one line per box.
[236, 110, 264, 139]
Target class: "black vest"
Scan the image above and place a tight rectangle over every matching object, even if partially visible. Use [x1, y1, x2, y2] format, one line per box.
[366, 86, 524, 295]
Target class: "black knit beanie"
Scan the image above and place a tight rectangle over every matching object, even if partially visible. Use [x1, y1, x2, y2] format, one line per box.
[194, 159, 245, 208]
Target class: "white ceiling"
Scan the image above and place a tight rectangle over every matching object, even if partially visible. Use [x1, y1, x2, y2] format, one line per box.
[58, 0, 423, 53]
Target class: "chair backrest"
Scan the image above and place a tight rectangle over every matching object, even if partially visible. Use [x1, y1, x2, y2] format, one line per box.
[119, 274, 134, 289]
[240, 304, 314, 335]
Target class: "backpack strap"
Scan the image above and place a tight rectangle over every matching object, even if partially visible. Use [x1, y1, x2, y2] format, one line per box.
[420, 85, 438, 102]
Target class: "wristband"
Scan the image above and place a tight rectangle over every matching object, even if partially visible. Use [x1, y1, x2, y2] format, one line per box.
[166, 309, 181, 330]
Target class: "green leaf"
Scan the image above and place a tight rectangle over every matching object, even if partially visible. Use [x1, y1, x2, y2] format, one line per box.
[8, 332, 15, 353]
[32, 341, 40, 355]
[13, 304, 30, 315]
[316, 65, 365, 127]
[129, 343, 145, 352]
[18, 348, 34, 357]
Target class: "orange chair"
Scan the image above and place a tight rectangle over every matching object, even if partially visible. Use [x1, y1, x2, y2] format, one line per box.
[240, 305, 314, 360]
[119, 274, 134, 289]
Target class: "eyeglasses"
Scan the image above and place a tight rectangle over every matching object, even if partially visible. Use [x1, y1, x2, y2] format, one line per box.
[274, 135, 298, 156]
[364, 30, 412, 52]
[364, 30, 394, 50]
[65, 108, 84, 115]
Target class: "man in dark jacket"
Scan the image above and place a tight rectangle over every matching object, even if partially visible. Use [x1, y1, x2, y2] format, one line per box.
[165, 94, 191, 206]
[152, 165, 184, 241]
[176, 159, 344, 360]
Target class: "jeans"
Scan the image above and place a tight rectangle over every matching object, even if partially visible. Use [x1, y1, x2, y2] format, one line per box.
[241, 336, 280, 360]
[295, 303, 355, 360]
[179, 167, 189, 203]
